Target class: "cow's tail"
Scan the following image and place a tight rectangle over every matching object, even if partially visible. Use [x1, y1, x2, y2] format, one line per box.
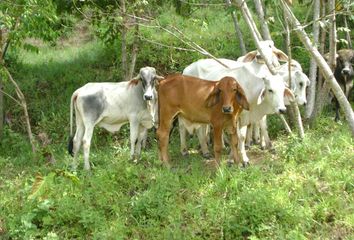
[68, 93, 76, 156]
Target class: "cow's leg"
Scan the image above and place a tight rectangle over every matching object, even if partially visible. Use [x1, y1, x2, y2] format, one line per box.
[141, 129, 148, 149]
[229, 126, 240, 164]
[253, 122, 261, 145]
[82, 124, 94, 171]
[178, 117, 189, 156]
[211, 123, 223, 167]
[72, 117, 84, 170]
[135, 126, 147, 159]
[259, 116, 272, 150]
[238, 125, 249, 166]
[157, 110, 175, 167]
[245, 124, 252, 149]
[129, 119, 140, 160]
[197, 125, 211, 158]
[334, 98, 340, 122]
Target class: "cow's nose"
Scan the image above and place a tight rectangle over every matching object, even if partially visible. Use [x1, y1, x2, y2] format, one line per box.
[222, 106, 232, 113]
[342, 69, 350, 75]
[279, 108, 286, 114]
[144, 95, 152, 100]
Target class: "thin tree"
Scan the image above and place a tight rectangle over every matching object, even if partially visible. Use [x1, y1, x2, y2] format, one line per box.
[225, 0, 247, 55]
[120, 0, 128, 80]
[0, 29, 3, 140]
[280, 0, 354, 137]
[309, 0, 337, 124]
[253, 0, 272, 40]
[305, 0, 320, 120]
[128, 21, 140, 80]
[343, 3, 352, 49]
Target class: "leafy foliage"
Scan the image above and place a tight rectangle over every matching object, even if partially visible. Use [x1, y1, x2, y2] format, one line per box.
[0, 1, 353, 239]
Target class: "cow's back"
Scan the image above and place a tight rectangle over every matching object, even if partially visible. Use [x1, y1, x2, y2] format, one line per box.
[74, 81, 152, 131]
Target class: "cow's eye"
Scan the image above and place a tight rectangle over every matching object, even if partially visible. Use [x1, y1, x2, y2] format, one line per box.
[299, 82, 303, 88]
[268, 89, 273, 93]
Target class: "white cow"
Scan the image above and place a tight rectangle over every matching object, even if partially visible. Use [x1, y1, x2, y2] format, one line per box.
[246, 60, 310, 149]
[182, 55, 294, 165]
[68, 67, 163, 170]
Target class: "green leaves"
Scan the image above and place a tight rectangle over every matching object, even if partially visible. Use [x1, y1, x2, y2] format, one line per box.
[0, 0, 62, 54]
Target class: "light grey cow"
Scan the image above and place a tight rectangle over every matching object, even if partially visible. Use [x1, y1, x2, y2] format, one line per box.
[68, 67, 163, 170]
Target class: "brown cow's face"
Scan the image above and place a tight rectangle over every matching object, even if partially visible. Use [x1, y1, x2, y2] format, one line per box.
[337, 49, 354, 78]
[205, 77, 249, 114]
[219, 77, 238, 114]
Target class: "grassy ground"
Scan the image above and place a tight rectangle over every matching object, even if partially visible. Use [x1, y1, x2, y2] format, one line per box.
[0, 25, 353, 239]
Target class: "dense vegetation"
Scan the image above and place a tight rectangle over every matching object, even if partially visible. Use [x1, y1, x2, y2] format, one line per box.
[0, 1, 353, 239]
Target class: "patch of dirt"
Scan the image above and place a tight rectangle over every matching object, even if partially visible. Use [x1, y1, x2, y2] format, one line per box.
[25, 19, 94, 48]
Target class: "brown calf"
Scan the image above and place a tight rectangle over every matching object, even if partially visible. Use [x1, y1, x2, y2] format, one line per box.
[157, 74, 249, 167]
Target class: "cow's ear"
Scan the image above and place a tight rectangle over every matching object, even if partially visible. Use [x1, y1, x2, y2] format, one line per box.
[235, 83, 250, 110]
[324, 52, 338, 62]
[205, 86, 221, 108]
[284, 87, 295, 102]
[274, 49, 288, 62]
[132, 73, 141, 80]
[242, 50, 257, 62]
[257, 88, 266, 104]
[155, 75, 165, 81]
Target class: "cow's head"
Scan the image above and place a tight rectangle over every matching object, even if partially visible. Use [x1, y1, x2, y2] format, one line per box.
[279, 61, 310, 106]
[132, 67, 164, 101]
[291, 70, 310, 105]
[205, 76, 249, 113]
[336, 49, 354, 78]
[258, 75, 295, 114]
[242, 40, 288, 67]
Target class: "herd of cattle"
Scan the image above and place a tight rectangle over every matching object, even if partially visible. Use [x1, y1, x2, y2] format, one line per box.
[68, 40, 354, 170]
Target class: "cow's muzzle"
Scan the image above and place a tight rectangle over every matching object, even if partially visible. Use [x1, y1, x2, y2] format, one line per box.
[278, 108, 286, 114]
[222, 106, 233, 114]
[144, 95, 153, 100]
[341, 68, 351, 76]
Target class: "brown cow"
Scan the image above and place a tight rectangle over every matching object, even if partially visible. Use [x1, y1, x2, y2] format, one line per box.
[157, 74, 249, 167]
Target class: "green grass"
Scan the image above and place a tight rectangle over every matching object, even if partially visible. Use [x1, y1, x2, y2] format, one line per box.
[0, 13, 353, 239]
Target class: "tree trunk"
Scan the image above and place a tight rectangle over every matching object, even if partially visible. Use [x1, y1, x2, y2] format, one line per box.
[253, 0, 271, 40]
[327, 0, 337, 72]
[120, 0, 128, 80]
[284, 11, 304, 138]
[2, 66, 36, 152]
[0, 78, 3, 141]
[343, 12, 352, 49]
[225, 0, 247, 55]
[0, 29, 4, 140]
[128, 21, 139, 80]
[310, 0, 328, 124]
[305, 0, 320, 119]
[280, 0, 354, 137]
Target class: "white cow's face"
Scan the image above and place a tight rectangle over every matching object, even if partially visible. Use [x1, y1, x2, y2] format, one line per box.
[137, 67, 163, 101]
[261, 75, 294, 114]
[293, 71, 310, 106]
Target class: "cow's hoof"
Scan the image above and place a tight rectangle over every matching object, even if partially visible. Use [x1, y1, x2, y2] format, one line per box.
[204, 159, 219, 169]
[181, 149, 189, 157]
[202, 153, 212, 159]
[242, 161, 250, 168]
[226, 159, 235, 168]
